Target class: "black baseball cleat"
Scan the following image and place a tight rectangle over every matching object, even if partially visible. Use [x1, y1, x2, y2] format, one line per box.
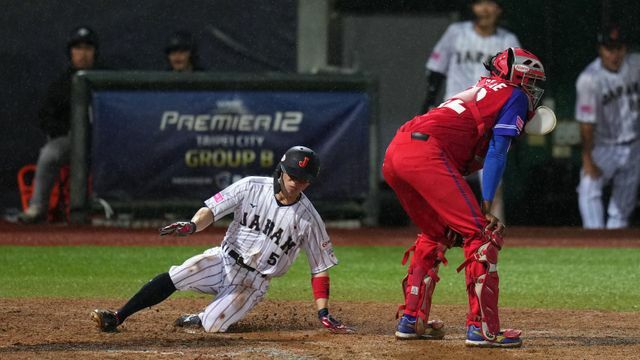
[91, 309, 119, 332]
[174, 314, 203, 328]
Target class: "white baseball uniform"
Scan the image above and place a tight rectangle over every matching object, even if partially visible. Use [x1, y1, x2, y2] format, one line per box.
[575, 53, 640, 229]
[168, 176, 338, 332]
[426, 21, 521, 99]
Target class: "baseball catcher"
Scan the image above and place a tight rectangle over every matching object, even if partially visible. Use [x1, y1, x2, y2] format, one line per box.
[384, 47, 549, 347]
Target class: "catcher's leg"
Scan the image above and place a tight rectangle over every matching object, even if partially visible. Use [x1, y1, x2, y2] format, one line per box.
[395, 234, 447, 340]
[462, 235, 522, 348]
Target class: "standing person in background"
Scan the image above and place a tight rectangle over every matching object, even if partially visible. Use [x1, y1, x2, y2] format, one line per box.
[421, 0, 520, 222]
[18, 26, 99, 224]
[165, 31, 204, 72]
[576, 25, 640, 229]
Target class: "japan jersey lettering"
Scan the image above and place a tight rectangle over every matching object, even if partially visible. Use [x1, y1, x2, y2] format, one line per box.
[205, 176, 338, 277]
[575, 53, 640, 145]
[427, 21, 520, 99]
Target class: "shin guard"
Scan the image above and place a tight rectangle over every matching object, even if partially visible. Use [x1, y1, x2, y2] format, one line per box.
[464, 241, 501, 341]
[397, 236, 448, 333]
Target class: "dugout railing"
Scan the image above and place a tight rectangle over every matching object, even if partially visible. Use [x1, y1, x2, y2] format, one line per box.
[69, 71, 379, 226]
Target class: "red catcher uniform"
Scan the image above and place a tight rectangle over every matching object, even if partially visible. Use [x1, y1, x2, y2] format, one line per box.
[384, 76, 531, 343]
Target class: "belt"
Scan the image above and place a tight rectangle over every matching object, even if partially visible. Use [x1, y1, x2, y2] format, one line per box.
[226, 247, 266, 278]
[411, 132, 430, 141]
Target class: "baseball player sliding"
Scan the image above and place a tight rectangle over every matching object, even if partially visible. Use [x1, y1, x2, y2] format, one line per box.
[576, 25, 640, 229]
[384, 47, 548, 347]
[91, 146, 353, 334]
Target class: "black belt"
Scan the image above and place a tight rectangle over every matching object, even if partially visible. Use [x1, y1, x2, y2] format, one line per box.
[411, 132, 430, 141]
[226, 248, 266, 277]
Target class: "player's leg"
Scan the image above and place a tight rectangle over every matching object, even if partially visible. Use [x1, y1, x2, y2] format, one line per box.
[577, 172, 604, 228]
[199, 280, 268, 332]
[383, 136, 452, 339]
[606, 144, 640, 229]
[577, 145, 615, 229]
[19, 136, 70, 223]
[462, 236, 519, 347]
[91, 247, 223, 332]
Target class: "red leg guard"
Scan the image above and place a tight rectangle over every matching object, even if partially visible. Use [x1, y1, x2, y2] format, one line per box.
[464, 241, 501, 341]
[398, 234, 447, 325]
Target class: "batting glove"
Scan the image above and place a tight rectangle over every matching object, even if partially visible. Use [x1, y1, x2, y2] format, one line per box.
[318, 308, 355, 334]
[159, 221, 197, 236]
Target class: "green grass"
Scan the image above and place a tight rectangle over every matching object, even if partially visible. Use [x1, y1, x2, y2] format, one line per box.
[0, 246, 638, 311]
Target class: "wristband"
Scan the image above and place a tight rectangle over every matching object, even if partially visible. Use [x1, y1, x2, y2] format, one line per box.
[311, 275, 330, 300]
[188, 221, 197, 234]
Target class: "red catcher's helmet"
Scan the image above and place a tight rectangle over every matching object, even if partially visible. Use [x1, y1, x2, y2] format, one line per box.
[484, 47, 546, 110]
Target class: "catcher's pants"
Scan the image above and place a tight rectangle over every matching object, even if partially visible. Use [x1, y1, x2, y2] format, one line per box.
[169, 247, 269, 332]
[383, 131, 494, 328]
[577, 140, 640, 229]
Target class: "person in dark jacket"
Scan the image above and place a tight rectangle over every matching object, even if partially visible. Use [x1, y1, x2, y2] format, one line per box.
[165, 31, 204, 72]
[18, 26, 98, 223]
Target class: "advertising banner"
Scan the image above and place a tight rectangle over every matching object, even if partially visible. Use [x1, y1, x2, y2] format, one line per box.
[91, 90, 370, 201]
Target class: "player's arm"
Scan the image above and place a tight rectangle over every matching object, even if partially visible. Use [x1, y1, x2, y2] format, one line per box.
[421, 71, 446, 113]
[159, 207, 214, 236]
[579, 123, 600, 179]
[481, 134, 511, 233]
[575, 71, 600, 178]
[312, 270, 354, 334]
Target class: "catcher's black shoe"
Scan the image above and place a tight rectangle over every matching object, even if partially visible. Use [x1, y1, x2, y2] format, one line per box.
[174, 314, 203, 328]
[91, 309, 119, 332]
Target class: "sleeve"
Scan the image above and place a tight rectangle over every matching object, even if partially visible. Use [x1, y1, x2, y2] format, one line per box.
[575, 71, 597, 123]
[204, 177, 250, 219]
[426, 23, 457, 75]
[481, 134, 511, 201]
[301, 212, 338, 274]
[37, 77, 68, 137]
[492, 88, 529, 137]
[506, 32, 521, 48]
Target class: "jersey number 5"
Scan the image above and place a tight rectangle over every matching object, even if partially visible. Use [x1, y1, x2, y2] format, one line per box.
[267, 252, 280, 266]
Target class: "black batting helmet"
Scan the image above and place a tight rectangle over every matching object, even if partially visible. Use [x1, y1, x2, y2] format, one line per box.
[279, 146, 320, 182]
[67, 26, 98, 49]
[273, 146, 320, 194]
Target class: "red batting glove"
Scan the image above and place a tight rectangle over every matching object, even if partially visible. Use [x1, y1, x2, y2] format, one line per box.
[159, 221, 196, 236]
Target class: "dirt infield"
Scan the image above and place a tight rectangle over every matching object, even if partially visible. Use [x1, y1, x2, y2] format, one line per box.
[1, 222, 640, 359]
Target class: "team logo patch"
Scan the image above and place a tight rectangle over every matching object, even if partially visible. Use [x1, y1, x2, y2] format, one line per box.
[580, 104, 594, 114]
[430, 51, 441, 61]
[516, 115, 524, 132]
[298, 156, 310, 168]
[213, 193, 224, 203]
[410, 286, 419, 295]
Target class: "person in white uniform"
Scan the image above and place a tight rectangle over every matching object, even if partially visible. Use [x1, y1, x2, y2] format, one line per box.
[421, 0, 520, 222]
[91, 146, 353, 334]
[576, 25, 640, 229]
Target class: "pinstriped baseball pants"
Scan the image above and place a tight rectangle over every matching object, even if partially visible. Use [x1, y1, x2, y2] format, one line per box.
[168, 247, 269, 332]
[577, 140, 640, 229]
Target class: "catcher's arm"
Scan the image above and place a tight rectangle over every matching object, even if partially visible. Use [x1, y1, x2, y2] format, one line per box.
[312, 271, 355, 334]
[159, 207, 214, 236]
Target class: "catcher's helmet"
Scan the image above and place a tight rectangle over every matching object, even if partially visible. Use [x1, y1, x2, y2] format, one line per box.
[484, 47, 546, 110]
[67, 26, 98, 49]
